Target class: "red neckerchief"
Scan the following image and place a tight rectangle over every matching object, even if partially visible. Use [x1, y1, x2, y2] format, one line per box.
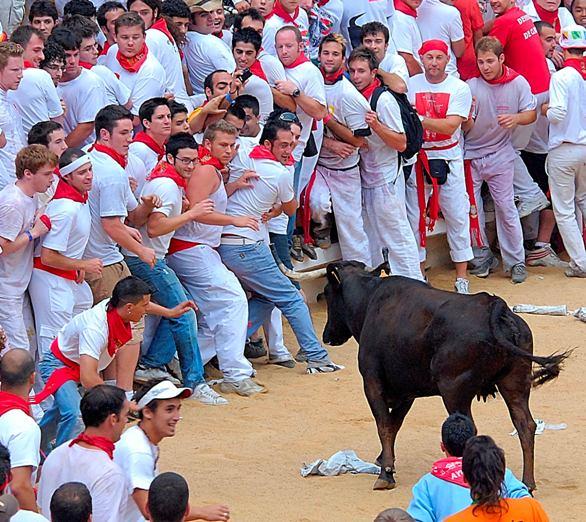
[151, 17, 175, 44]
[250, 59, 268, 82]
[198, 146, 224, 170]
[564, 57, 586, 80]
[359, 77, 381, 100]
[0, 391, 32, 417]
[268, 0, 300, 25]
[431, 457, 469, 488]
[52, 174, 88, 204]
[133, 131, 166, 160]
[99, 41, 111, 56]
[146, 160, 187, 190]
[320, 66, 345, 84]
[69, 433, 115, 460]
[284, 53, 309, 69]
[23, 60, 36, 69]
[90, 143, 127, 169]
[317, 0, 329, 6]
[533, 1, 560, 32]
[249, 145, 294, 166]
[106, 304, 132, 356]
[213, 30, 224, 39]
[79, 61, 94, 69]
[485, 65, 520, 85]
[117, 43, 149, 73]
[394, 0, 417, 17]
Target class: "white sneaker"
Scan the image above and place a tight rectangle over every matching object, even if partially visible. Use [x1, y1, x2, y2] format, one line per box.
[454, 278, 470, 294]
[526, 244, 568, 267]
[191, 383, 228, 405]
[220, 378, 267, 397]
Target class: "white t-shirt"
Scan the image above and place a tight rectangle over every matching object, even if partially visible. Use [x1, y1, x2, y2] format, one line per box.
[8, 68, 63, 134]
[241, 75, 274, 123]
[146, 28, 192, 110]
[0, 184, 38, 296]
[359, 90, 404, 187]
[283, 60, 326, 161]
[266, 161, 294, 235]
[257, 51, 287, 86]
[130, 177, 183, 259]
[129, 141, 159, 181]
[0, 89, 26, 191]
[262, 9, 310, 57]
[224, 154, 294, 241]
[408, 73, 472, 160]
[104, 48, 167, 116]
[416, 0, 465, 77]
[91, 65, 132, 106]
[216, 30, 233, 50]
[319, 76, 371, 170]
[58, 69, 107, 147]
[114, 425, 159, 522]
[391, 11, 422, 62]
[183, 31, 236, 94]
[525, 58, 555, 154]
[38, 440, 127, 522]
[11, 510, 49, 521]
[340, 0, 394, 52]
[379, 52, 410, 84]
[0, 409, 41, 482]
[85, 149, 139, 266]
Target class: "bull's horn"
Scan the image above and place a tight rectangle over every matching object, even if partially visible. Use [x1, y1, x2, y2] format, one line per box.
[270, 243, 327, 281]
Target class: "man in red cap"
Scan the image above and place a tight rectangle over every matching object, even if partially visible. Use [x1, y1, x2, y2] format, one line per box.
[407, 39, 473, 293]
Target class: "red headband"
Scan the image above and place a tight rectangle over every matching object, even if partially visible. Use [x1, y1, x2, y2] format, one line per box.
[418, 39, 449, 57]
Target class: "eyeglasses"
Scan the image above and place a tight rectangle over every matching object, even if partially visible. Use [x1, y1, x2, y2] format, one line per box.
[174, 156, 198, 166]
[278, 112, 299, 123]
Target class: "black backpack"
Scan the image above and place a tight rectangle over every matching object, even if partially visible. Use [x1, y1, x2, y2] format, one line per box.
[370, 85, 423, 161]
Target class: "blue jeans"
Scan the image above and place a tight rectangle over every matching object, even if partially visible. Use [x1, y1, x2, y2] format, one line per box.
[125, 256, 204, 389]
[218, 241, 330, 363]
[39, 352, 84, 452]
[287, 160, 304, 243]
[270, 232, 300, 290]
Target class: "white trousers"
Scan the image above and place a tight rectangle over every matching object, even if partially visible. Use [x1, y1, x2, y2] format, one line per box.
[28, 269, 93, 357]
[310, 164, 372, 265]
[513, 153, 547, 203]
[166, 245, 253, 382]
[361, 179, 424, 280]
[263, 309, 292, 360]
[546, 143, 586, 271]
[0, 294, 29, 352]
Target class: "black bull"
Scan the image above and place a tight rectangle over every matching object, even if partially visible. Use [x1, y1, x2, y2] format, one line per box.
[322, 261, 570, 491]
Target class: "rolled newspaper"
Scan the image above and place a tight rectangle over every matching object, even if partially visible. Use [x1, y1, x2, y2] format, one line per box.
[512, 304, 568, 316]
[573, 307, 586, 323]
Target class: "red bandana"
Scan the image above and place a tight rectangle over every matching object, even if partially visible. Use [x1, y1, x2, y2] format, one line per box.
[213, 30, 224, 39]
[284, 53, 310, 69]
[99, 41, 111, 57]
[69, 433, 115, 460]
[79, 61, 94, 69]
[485, 65, 520, 85]
[268, 0, 300, 25]
[117, 43, 149, 73]
[564, 57, 586, 80]
[250, 145, 294, 165]
[198, 146, 224, 170]
[394, 0, 417, 17]
[250, 59, 268, 82]
[52, 175, 88, 204]
[0, 391, 32, 417]
[533, 1, 560, 32]
[431, 457, 469, 488]
[151, 17, 174, 44]
[419, 39, 449, 57]
[320, 66, 345, 84]
[147, 160, 187, 190]
[90, 143, 127, 169]
[359, 77, 382, 100]
[23, 60, 36, 69]
[133, 131, 166, 160]
[106, 304, 132, 356]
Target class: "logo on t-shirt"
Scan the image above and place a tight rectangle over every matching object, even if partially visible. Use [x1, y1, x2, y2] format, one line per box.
[415, 92, 452, 142]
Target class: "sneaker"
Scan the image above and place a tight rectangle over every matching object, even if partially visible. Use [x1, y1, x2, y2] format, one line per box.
[166, 357, 183, 381]
[510, 263, 528, 284]
[268, 355, 296, 368]
[516, 195, 550, 218]
[294, 350, 307, 363]
[469, 255, 499, 278]
[315, 235, 331, 249]
[244, 338, 267, 359]
[191, 383, 228, 405]
[306, 362, 345, 374]
[564, 262, 586, 278]
[290, 235, 304, 262]
[220, 378, 267, 397]
[134, 365, 180, 385]
[301, 241, 318, 260]
[454, 278, 470, 294]
[526, 244, 569, 267]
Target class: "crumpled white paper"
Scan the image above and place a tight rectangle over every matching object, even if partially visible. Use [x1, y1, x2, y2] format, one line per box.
[300, 450, 380, 477]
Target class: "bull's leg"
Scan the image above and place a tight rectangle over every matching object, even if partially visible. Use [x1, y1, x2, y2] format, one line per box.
[437, 378, 476, 423]
[497, 371, 537, 491]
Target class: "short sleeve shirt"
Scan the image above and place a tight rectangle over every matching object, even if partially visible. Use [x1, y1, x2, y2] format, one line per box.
[0, 410, 41, 480]
[91, 65, 132, 106]
[392, 11, 423, 61]
[0, 89, 26, 191]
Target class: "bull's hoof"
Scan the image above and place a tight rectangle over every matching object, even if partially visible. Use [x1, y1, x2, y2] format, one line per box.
[373, 478, 396, 490]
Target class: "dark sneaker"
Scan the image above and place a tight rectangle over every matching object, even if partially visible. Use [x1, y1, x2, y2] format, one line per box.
[510, 263, 528, 284]
[244, 338, 267, 359]
[290, 235, 304, 262]
[294, 350, 307, 363]
[301, 241, 318, 260]
[306, 362, 345, 374]
[268, 355, 296, 368]
[469, 255, 499, 278]
[315, 235, 331, 249]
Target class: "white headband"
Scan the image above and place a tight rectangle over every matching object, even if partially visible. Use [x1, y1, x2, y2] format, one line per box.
[59, 155, 91, 176]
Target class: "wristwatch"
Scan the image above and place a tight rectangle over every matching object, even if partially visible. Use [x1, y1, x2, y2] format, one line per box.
[292, 88, 301, 98]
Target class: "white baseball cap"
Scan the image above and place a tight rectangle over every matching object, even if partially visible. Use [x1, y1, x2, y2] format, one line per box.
[137, 380, 192, 410]
[559, 25, 586, 49]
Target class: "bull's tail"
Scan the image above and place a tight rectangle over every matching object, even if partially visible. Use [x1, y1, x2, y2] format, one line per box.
[489, 299, 572, 388]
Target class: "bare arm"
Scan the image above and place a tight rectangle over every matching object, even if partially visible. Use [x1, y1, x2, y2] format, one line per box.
[326, 118, 367, 147]
[398, 52, 423, 76]
[366, 111, 406, 152]
[41, 247, 102, 274]
[0, 218, 48, 255]
[65, 122, 94, 147]
[0, 131, 6, 148]
[271, 88, 297, 111]
[282, 198, 298, 216]
[473, 28, 483, 46]
[378, 69, 408, 94]
[127, 196, 163, 227]
[451, 38, 466, 59]
[274, 80, 327, 119]
[10, 467, 38, 512]
[146, 200, 213, 238]
[79, 355, 103, 389]
[101, 217, 154, 266]
[421, 114, 465, 136]
[132, 489, 149, 519]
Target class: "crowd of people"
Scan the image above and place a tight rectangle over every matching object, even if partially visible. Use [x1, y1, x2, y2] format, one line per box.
[0, 0, 583, 518]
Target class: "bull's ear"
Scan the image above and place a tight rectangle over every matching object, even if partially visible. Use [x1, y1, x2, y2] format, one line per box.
[326, 264, 342, 286]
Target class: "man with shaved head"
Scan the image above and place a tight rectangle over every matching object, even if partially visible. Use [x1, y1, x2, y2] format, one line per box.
[0, 349, 41, 513]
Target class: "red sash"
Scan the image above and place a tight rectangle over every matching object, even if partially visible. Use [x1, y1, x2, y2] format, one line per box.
[69, 433, 115, 460]
[415, 150, 434, 247]
[106, 305, 132, 356]
[0, 392, 32, 417]
[533, 1, 560, 32]
[23, 60, 36, 69]
[89, 143, 127, 169]
[52, 176, 88, 204]
[147, 161, 187, 190]
[151, 17, 174, 44]
[117, 43, 149, 73]
[33, 257, 77, 281]
[133, 131, 166, 161]
[299, 169, 317, 246]
[394, 0, 417, 17]
[168, 238, 201, 255]
[464, 159, 484, 248]
[79, 61, 94, 69]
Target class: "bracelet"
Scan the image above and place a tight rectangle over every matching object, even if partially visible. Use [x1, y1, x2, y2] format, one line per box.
[25, 230, 33, 242]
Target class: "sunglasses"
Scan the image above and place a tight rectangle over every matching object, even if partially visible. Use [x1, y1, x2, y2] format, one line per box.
[278, 112, 300, 124]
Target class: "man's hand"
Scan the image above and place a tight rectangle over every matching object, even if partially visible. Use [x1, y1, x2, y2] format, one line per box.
[163, 92, 175, 101]
[365, 111, 382, 132]
[60, 98, 67, 115]
[275, 80, 299, 96]
[235, 0, 250, 11]
[324, 139, 356, 159]
[203, 96, 228, 117]
[182, 195, 190, 213]
[540, 102, 549, 116]
[188, 199, 215, 219]
[129, 176, 138, 194]
[166, 300, 197, 318]
[76, 269, 86, 284]
[141, 194, 163, 209]
[30, 216, 50, 239]
[138, 246, 156, 268]
[467, 96, 477, 121]
[233, 170, 259, 191]
[497, 113, 518, 129]
[551, 49, 564, 69]
[83, 258, 103, 276]
[233, 215, 260, 229]
[125, 225, 143, 243]
[196, 504, 231, 521]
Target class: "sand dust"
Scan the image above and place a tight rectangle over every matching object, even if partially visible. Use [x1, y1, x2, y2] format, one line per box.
[159, 264, 585, 521]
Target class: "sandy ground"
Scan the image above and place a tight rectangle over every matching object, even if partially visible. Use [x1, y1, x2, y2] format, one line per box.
[159, 263, 585, 522]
